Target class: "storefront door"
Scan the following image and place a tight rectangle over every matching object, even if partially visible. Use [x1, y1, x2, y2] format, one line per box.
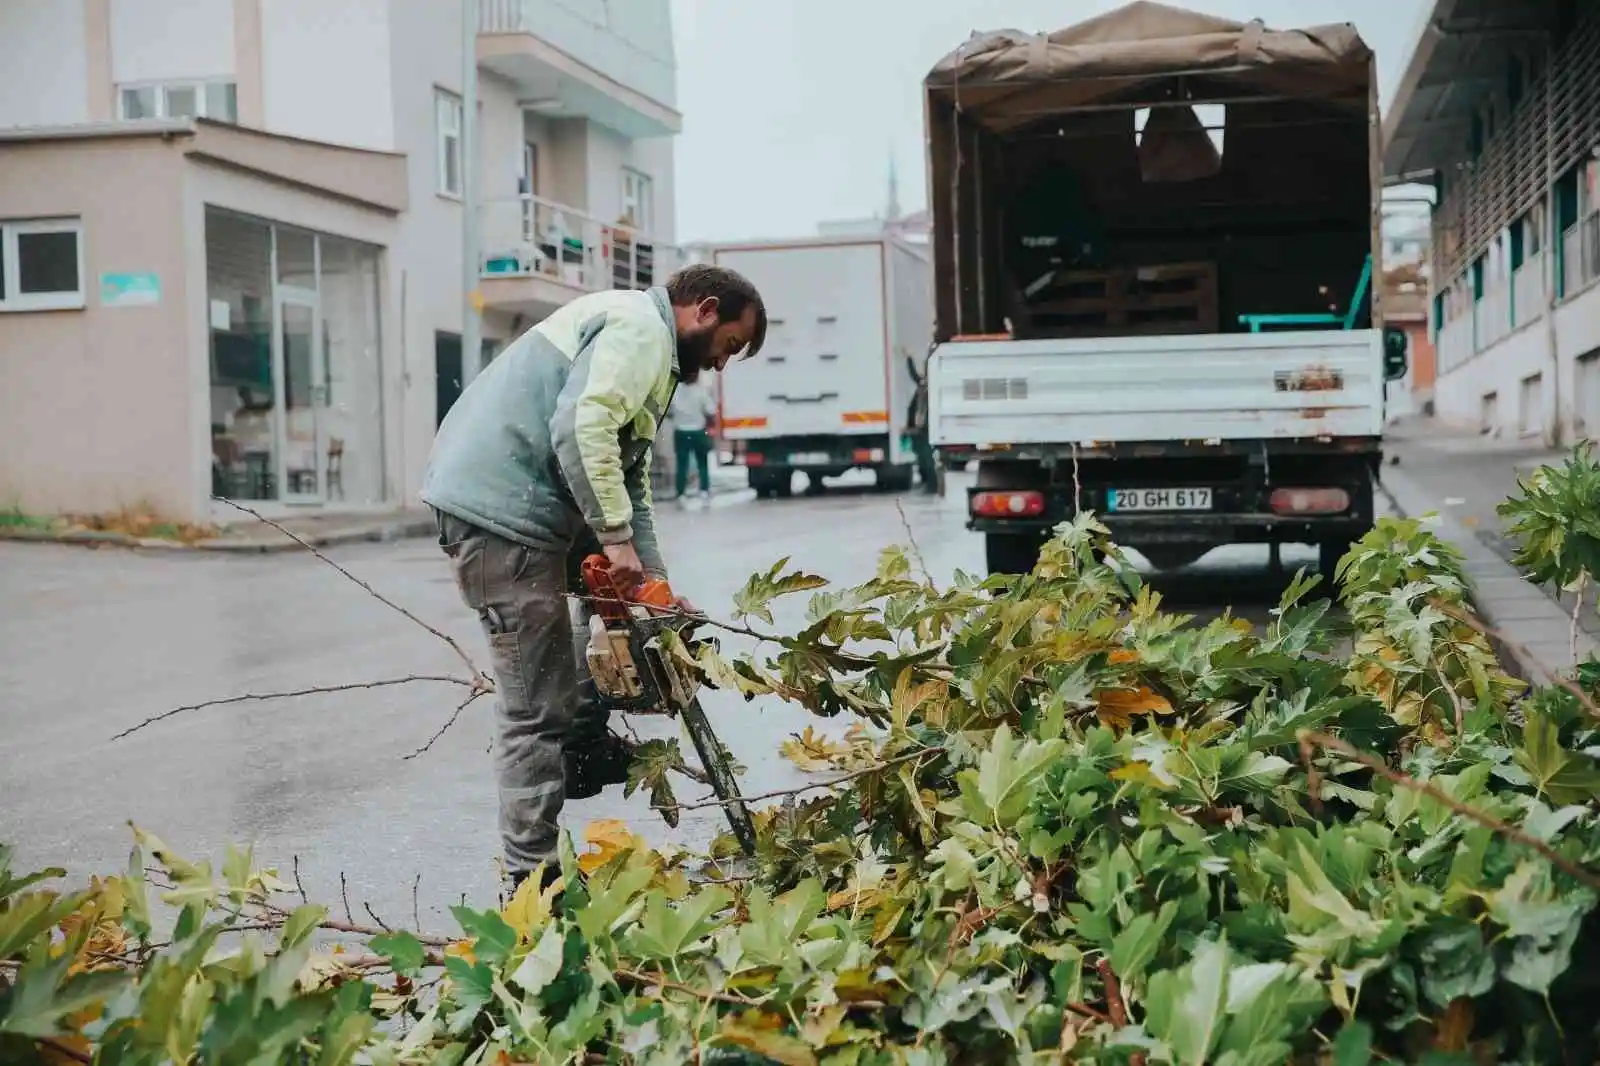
[275, 288, 328, 503]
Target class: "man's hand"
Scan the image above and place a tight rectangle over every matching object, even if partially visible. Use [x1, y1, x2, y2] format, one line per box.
[674, 594, 704, 618]
[604, 541, 646, 592]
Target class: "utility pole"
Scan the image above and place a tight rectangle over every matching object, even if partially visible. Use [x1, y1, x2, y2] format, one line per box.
[461, 0, 483, 385]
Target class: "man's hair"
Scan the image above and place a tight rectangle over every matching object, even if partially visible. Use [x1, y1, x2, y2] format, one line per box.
[665, 263, 767, 358]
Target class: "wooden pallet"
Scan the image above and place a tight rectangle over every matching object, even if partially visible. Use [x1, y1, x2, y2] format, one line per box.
[1018, 261, 1219, 336]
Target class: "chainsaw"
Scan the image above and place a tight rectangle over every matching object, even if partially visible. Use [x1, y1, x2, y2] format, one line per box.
[576, 555, 756, 855]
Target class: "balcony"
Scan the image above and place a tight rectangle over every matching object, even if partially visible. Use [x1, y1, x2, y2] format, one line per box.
[477, 0, 680, 139]
[478, 193, 686, 314]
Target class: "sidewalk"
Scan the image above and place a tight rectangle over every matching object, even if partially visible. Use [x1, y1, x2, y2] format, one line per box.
[3, 465, 755, 555]
[1380, 415, 1597, 677]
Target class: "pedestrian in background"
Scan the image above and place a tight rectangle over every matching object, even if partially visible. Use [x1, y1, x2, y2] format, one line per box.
[670, 376, 718, 503]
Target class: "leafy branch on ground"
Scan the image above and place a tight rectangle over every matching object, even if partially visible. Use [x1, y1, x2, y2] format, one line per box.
[14, 459, 1600, 1063]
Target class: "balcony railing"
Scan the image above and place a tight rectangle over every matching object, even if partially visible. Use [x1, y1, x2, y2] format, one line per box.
[1563, 213, 1600, 299]
[479, 194, 685, 296]
[1476, 282, 1511, 351]
[1512, 254, 1545, 329]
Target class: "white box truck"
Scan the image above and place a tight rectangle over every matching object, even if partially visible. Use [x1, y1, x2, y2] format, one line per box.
[710, 235, 933, 498]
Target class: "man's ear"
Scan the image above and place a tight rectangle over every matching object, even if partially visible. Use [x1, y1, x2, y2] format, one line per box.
[698, 296, 721, 323]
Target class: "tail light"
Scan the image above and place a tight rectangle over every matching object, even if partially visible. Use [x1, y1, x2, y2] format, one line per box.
[744, 453, 765, 467]
[1269, 487, 1350, 515]
[853, 448, 886, 463]
[972, 490, 1046, 518]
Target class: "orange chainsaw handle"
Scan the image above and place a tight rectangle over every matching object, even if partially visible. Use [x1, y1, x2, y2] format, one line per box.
[581, 553, 674, 619]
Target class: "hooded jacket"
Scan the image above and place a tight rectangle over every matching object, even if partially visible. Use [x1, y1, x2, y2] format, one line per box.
[419, 286, 679, 577]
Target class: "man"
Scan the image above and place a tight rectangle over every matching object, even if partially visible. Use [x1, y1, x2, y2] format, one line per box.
[419, 265, 767, 893]
[905, 352, 940, 494]
[668, 376, 718, 502]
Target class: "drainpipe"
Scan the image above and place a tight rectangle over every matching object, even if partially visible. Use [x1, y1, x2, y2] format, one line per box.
[462, 0, 484, 386]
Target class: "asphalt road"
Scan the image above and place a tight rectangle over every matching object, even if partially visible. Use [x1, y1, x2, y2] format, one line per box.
[1, 472, 1346, 929]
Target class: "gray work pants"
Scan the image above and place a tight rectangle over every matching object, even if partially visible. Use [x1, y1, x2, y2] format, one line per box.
[434, 510, 607, 874]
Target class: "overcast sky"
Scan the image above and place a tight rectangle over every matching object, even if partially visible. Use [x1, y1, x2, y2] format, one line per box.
[667, 0, 1433, 243]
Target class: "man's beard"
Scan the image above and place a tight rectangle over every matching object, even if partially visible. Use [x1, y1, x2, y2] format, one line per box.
[677, 327, 715, 382]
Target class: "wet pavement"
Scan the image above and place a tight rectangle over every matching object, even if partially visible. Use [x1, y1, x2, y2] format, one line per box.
[1, 471, 1357, 930]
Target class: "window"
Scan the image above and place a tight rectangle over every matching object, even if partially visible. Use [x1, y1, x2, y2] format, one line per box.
[621, 167, 653, 232]
[0, 218, 85, 312]
[118, 80, 237, 123]
[435, 89, 463, 198]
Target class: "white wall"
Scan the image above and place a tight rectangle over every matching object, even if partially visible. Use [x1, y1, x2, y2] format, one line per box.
[478, 73, 526, 207]
[110, 0, 234, 84]
[387, 0, 466, 504]
[259, 0, 393, 150]
[0, 1, 89, 127]
[1433, 280, 1600, 441]
[627, 135, 676, 242]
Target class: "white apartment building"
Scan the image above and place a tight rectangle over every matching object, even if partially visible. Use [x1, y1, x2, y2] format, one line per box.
[1384, 0, 1600, 443]
[0, 0, 681, 523]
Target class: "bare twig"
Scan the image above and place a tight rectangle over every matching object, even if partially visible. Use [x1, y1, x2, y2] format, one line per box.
[257, 898, 454, 948]
[402, 686, 491, 760]
[567, 591, 781, 644]
[659, 748, 941, 813]
[339, 873, 354, 925]
[412, 874, 423, 932]
[292, 855, 309, 906]
[213, 497, 483, 675]
[1301, 731, 1600, 890]
[895, 499, 932, 584]
[1095, 959, 1145, 1066]
[1572, 575, 1586, 668]
[111, 675, 479, 741]
[363, 902, 393, 933]
[615, 967, 769, 1007]
[1064, 1001, 1115, 1026]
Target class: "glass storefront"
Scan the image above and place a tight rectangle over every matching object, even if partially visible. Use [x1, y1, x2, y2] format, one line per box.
[205, 208, 385, 506]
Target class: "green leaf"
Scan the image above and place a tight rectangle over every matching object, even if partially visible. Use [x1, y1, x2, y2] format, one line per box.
[1110, 900, 1179, 984]
[1157, 935, 1229, 1064]
[448, 905, 517, 966]
[1330, 1021, 1374, 1066]
[510, 922, 566, 995]
[369, 930, 427, 978]
[279, 904, 327, 949]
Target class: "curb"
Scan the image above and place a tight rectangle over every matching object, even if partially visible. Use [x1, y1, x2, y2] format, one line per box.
[193, 518, 438, 554]
[1376, 465, 1595, 684]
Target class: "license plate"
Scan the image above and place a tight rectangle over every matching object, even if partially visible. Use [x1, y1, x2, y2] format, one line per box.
[1107, 487, 1213, 512]
[790, 452, 830, 464]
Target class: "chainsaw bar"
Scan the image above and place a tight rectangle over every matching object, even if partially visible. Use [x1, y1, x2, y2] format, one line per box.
[678, 696, 756, 856]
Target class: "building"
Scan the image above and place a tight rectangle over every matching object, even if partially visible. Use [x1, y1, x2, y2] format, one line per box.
[0, 0, 681, 523]
[1384, 0, 1600, 442]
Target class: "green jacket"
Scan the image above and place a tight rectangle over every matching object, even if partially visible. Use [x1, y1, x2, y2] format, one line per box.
[419, 287, 680, 577]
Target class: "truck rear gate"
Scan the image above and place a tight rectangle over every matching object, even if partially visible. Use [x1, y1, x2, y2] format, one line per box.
[712, 237, 931, 496]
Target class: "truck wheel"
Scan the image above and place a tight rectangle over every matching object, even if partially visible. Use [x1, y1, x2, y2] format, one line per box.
[986, 533, 1045, 577]
[1140, 546, 1209, 572]
[877, 465, 914, 493]
[1319, 540, 1352, 590]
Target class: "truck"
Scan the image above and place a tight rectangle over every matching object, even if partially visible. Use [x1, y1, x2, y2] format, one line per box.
[710, 235, 933, 498]
[922, 2, 1409, 577]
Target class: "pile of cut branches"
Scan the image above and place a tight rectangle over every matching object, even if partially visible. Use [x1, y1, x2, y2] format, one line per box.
[7, 463, 1600, 1065]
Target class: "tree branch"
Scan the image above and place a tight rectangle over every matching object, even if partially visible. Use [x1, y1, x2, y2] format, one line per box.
[213, 496, 485, 676]
[1432, 598, 1600, 720]
[36, 1037, 92, 1064]
[1300, 731, 1600, 890]
[111, 675, 478, 741]
[895, 499, 932, 585]
[403, 686, 491, 760]
[659, 748, 942, 813]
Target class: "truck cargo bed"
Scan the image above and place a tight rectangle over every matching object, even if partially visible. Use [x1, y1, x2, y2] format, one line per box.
[928, 329, 1385, 448]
